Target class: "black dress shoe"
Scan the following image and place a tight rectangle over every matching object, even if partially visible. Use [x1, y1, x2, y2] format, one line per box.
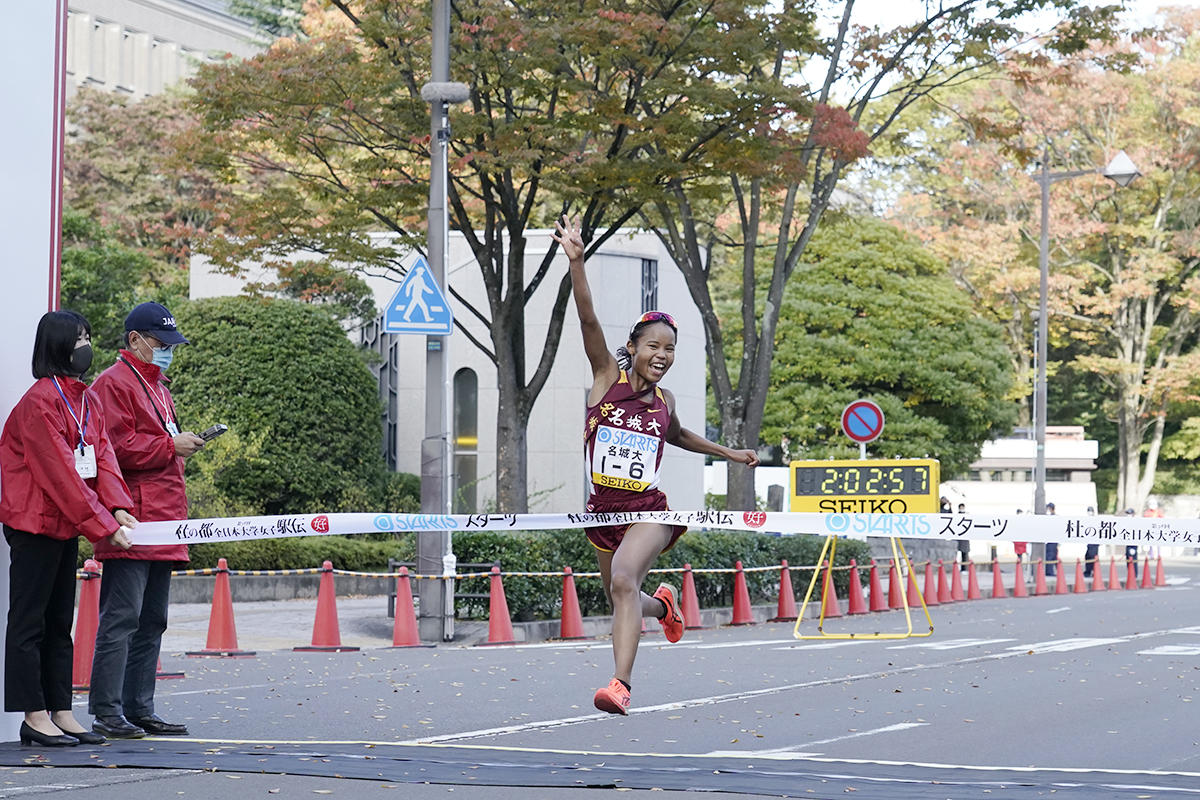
[92, 715, 146, 739]
[128, 714, 188, 736]
[19, 721, 78, 747]
[61, 729, 105, 745]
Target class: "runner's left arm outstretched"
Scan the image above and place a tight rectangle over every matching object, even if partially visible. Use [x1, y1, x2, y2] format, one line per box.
[662, 388, 759, 467]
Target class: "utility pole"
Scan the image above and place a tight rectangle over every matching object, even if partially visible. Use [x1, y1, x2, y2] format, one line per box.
[418, 0, 469, 643]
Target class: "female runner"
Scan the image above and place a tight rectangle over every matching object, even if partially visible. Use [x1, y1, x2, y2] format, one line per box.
[553, 216, 759, 715]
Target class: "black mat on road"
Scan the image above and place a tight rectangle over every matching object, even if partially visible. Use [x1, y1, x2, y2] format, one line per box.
[0, 740, 1194, 798]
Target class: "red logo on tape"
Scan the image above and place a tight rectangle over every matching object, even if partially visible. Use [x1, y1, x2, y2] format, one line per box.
[743, 511, 767, 528]
[311, 515, 330, 533]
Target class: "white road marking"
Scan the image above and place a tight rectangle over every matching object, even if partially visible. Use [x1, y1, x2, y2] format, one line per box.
[688, 639, 803, 650]
[1138, 644, 1200, 656]
[1005, 637, 1125, 654]
[887, 638, 1015, 650]
[1045, 606, 1071, 614]
[704, 721, 931, 759]
[772, 640, 876, 650]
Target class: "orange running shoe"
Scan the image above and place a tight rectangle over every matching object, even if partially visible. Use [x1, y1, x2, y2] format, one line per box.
[593, 678, 631, 715]
[654, 583, 684, 643]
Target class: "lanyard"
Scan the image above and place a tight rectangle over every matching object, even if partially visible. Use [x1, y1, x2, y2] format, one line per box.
[120, 357, 176, 433]
[50, 376, 90, 452]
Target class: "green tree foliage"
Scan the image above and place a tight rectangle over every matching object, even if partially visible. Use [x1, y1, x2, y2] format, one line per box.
[60, 209, 184, 371]
[749, 217, 1016, 474]
[170, 296, 417, 515]
[893, 11, 1200, 510]
[639, 0, 1122, 510]
[186, 0, 809, 512]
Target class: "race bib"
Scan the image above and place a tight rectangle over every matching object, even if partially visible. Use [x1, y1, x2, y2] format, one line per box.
[74, 445, 97, 479]
[591, 425, 660, 492]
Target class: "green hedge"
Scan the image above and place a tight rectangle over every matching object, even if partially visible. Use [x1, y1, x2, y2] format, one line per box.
[80, 529, 870, 621]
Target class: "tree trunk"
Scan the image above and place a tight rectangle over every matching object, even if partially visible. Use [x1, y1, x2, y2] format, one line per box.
[493, 360, 529, 513]
[722, 405, 756, 511]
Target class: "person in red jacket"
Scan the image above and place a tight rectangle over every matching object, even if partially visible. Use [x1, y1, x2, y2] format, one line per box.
[87, 302, 205, 740]
[0, 310, 134, 747]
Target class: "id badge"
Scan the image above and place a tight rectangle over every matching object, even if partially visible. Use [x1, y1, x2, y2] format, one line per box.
[74, 445, 97, 479]
[166, 422, 180, 436]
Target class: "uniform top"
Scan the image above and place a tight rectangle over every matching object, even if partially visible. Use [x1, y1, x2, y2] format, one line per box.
[0, 376, 132, 543]
[89, 350, 189, 562]
[584, 370, 672, 502]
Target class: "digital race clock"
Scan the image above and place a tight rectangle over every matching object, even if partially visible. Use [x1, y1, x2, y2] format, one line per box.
[789, 458, 940, 513]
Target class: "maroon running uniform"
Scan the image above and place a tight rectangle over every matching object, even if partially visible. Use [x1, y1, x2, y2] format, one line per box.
[583, 370, 686, 552]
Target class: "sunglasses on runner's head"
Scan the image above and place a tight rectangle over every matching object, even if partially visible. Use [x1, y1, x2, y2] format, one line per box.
[632, 311, 677, 334]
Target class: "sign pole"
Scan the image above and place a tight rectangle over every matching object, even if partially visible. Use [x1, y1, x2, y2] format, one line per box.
[417, 0, 469, 643]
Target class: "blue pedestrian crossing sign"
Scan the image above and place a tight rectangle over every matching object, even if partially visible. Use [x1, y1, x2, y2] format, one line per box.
[383, 257, 454, 335]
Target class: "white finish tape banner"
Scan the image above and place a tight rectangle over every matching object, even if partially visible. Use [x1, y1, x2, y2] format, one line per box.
[125, 509, 1198, 548]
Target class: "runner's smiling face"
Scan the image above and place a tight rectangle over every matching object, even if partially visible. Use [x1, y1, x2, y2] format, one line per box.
[627, 321, 676, 384]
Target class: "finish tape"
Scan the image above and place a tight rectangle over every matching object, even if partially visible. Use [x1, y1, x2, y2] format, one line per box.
[124, 509, 1195, 548]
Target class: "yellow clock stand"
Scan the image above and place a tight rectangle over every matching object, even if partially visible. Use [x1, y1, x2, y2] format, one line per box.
[793, 535, 934, 640]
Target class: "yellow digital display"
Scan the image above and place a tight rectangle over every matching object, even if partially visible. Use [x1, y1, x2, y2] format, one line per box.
[789, 458, 940, 513]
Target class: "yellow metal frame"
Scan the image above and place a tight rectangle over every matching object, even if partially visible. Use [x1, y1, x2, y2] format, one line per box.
[793, 536, 934, 640]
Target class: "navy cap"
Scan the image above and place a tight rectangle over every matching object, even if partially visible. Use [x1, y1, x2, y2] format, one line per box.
[125, 302, 189, 345]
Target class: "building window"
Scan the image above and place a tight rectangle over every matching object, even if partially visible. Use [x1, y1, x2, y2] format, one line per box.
[453, 368, 478, 514]
[641, 259, 658, 312]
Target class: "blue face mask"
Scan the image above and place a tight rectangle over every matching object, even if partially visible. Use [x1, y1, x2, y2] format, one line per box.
[151, 346, 174, 372]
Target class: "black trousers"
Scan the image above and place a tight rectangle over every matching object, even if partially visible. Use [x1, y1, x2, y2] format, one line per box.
[4, 526, 78, 713]
[88, 560, 172, 718]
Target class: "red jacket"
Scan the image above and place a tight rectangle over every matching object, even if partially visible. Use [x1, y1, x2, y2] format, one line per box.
[0, 377, 132, 543]
[89, 351, 189, 562]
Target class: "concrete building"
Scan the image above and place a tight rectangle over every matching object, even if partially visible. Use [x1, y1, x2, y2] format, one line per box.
[67, 0, 259, 98]
[190, 229, 709, 514]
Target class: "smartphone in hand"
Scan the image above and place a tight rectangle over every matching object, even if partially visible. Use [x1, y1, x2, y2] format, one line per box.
[199, 424, 228, 442]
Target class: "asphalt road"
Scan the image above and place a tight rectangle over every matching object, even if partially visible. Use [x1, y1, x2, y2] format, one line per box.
[2, 562, 1199, 799]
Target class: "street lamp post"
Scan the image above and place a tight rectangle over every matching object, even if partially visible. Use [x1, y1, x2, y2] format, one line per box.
[1032, 148, 1140, 526]
[417, 0, 469, 643]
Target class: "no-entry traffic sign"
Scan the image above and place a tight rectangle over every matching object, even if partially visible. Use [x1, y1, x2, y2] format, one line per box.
[841, 399, 884, 444]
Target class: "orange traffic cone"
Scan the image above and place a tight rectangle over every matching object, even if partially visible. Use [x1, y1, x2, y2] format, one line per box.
[966, 561, 982, 600]
[558, 567, 587, 640]
[868, 560, 887, 612]
[1073, 559, 1087, 594]
[846, 559, 867, 615]
[1012, 559, 1028, 597]
[1155, 555, 1166, 587]
[681, 563, 705, 629]
[1141, 557, 1153, 589]
[1092, 556, 1106, 591]
[477, 565, 517, 645]
[936, 561, 952, 604]
[923, 562, 939, 607]
[1033, 560, 1048, 596]
[731, 561, 755, 625]
[388, 566, 428, 648]
[991, 558, 1007, 599]
[888, 560, 904, 610]
[951, 561, 965, 602]
[769, 561, 798, 622]
[1125, 558, 1137, 590]
[294, 561, 359, 652]
[72, 559, 102, 691]
[187, 558, 255, 657]
[1055, 560, 1069, 595]
[907, 563, 923, 608]
[820, 561, 843, 618]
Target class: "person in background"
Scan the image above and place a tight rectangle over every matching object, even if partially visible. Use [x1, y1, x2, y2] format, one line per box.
[1083, 506, 1099, 578]
[1125, 508, 1139, 577]
[956, 502, 970, 571]
[87, 303, 203, 740]
[1044, 502, 1058, 576]
[0, 311, 134, 747]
